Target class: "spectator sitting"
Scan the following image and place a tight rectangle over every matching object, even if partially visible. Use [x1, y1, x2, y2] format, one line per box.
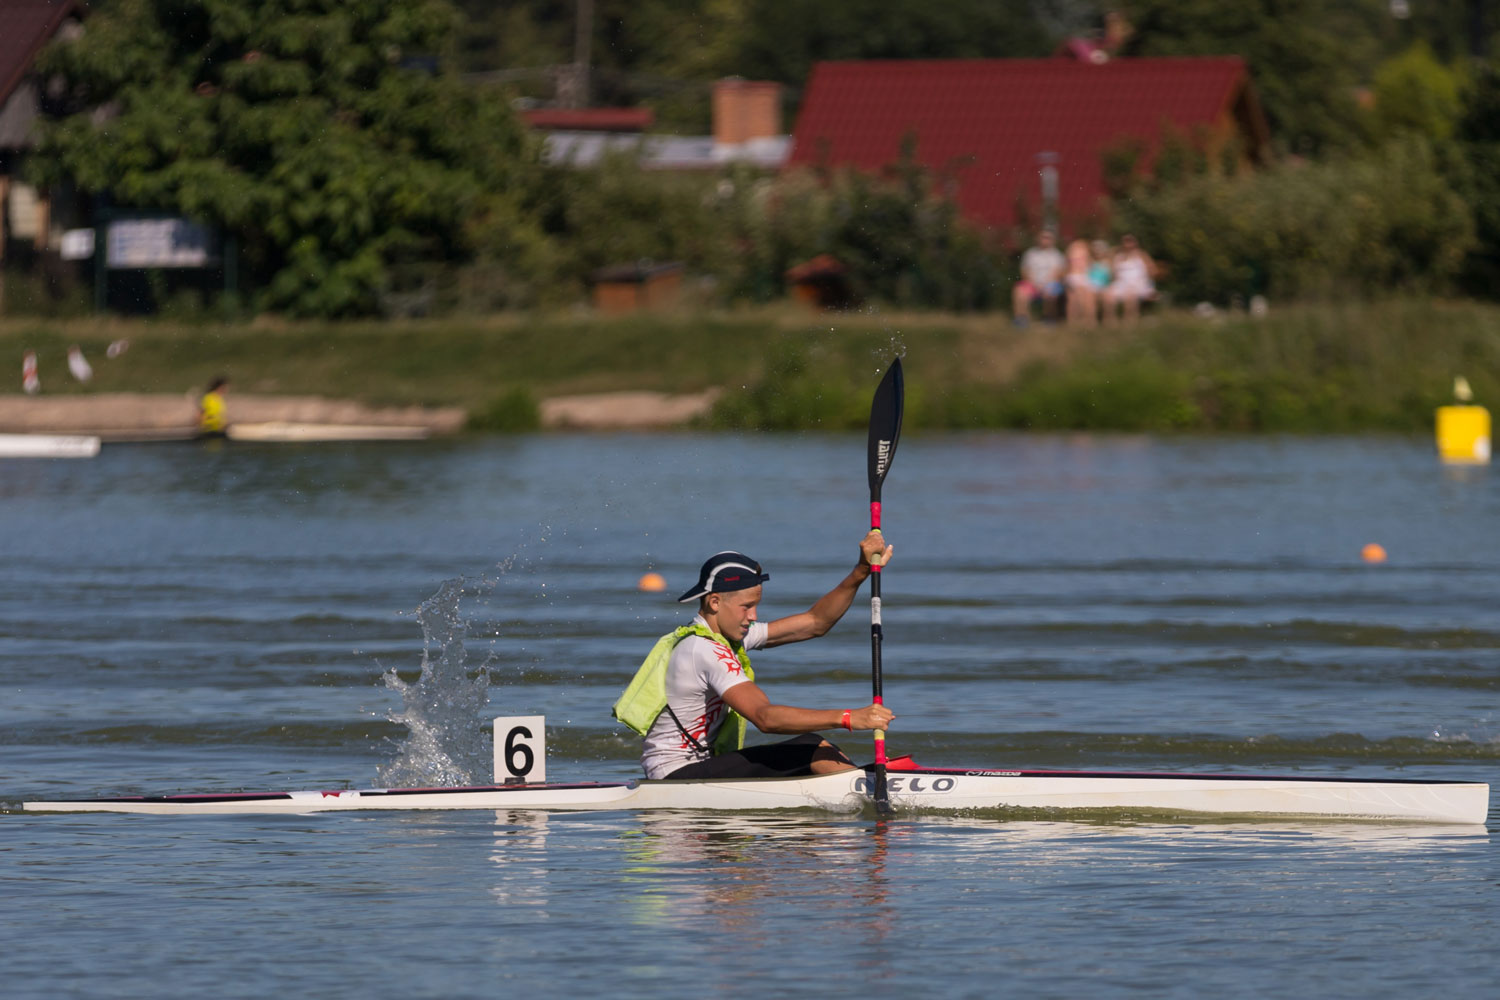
[1103, 234, 1158, 326]
[1089, 240, 1112, 290]
[1088, 239, 1114, 324]
[1064, 239, 1097, 327]
[1012, 229, 1065, 327]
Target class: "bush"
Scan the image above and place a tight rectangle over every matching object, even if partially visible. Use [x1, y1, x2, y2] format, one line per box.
[515, 143, 1009, 313]
[707, 340, 869, 430]
[714, 153, 1007, 311]
[468, 387, 540, 432]
[1117, 136, 1476, 304]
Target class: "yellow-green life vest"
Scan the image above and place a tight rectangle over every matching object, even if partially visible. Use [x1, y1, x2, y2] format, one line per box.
[612, 624, 755, 756]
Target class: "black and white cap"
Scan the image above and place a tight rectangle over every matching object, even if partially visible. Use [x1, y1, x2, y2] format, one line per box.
[676, 551, 769, 603]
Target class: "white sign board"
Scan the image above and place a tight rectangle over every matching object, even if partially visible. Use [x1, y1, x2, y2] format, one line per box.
[59, 228, 96, 260]
[493, 716, 546, 784]
[106, 218, 216, 269]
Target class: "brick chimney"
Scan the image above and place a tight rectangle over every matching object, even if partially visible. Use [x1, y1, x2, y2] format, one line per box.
[713, 78, 782, 145]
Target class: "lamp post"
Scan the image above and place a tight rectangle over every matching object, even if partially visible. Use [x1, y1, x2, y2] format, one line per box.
[1036, 151, 1060, 233]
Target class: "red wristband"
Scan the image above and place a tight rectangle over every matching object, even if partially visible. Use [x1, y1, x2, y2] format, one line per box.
[841, 710, 852, 730]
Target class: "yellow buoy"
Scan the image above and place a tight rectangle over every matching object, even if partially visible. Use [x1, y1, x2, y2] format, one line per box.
[1361, 543, 1387, 564]
[637, 572, 667, 593]
[1436, 405, 1491, 464]
[1437, 377, 1490, 465]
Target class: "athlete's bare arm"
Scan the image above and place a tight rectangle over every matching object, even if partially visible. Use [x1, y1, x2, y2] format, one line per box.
[764, 531, 892, 647]
[722, 681, 894, 735]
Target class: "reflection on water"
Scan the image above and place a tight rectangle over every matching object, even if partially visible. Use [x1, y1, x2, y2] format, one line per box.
[482, 810, 1490, 953]
[490, 811, 552, 909]
[615, 812, 891, 939]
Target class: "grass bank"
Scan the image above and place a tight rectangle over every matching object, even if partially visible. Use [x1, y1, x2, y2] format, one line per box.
[3, 298, 1497, 432]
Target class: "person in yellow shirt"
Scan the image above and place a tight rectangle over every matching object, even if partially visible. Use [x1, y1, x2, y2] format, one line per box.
[198, 376, 229, 437]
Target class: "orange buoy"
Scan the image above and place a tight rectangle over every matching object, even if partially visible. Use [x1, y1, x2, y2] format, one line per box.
[1361, 543, 1387, 564]
[637, 572, 667, 593]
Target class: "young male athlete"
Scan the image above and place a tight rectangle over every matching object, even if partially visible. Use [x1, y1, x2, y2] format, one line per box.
[613, 532, 896, 780]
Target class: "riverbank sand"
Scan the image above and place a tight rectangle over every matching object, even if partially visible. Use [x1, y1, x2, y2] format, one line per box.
[0, 389, 720, 436]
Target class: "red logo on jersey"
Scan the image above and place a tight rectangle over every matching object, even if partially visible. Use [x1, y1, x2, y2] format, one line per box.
[681, 697, 724, 750]
[712, 643, 743, 675]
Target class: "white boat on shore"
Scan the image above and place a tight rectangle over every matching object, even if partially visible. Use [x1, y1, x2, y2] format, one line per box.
[226, 422, 430, 442]
[20, 764, 1489, 824]
[0, 432, 100, 458]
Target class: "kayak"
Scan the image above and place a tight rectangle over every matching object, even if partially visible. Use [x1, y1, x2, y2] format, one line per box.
[0, 433, 100, 458]
[225, 422, 430, 442]
[20, 764, 1489, 823]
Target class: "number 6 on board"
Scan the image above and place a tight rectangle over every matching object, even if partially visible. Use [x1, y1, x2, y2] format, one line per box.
[493, 716, 546, 784]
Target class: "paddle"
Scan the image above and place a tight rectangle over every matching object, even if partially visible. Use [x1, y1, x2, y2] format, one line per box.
[866, 357, 904, 814]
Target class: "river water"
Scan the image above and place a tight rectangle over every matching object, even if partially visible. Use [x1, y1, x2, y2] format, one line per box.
[2, 432, 1495, 998]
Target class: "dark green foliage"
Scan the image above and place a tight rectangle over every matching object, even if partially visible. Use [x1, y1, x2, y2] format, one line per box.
[528, 148, 1005, 311]
[1115, 136, 1475, 304]
[31, 0, 546, 317]
[1453, 62, 1500, 295]
[530, 153, 725, 302]
[1371, 43, 1464, 142]
[710, 157, 1006, 311]
[985, 300, 1496, 432]
[995, 358, 1200, 431]
[1120, 0, 1376, 156]
[814, 158, 1006, 312]
[452, 0, 1051, 127]
[707, 342, 870, 430]
[698, 299, 1500, 434]
[727, 0, 1051, 95]
[468, 387, 541, 432]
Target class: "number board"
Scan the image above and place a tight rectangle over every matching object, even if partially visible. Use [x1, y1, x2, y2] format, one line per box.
[492, 716, 546, 784]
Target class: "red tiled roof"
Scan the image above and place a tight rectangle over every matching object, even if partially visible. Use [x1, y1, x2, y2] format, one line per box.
[0, 0, 79, 108]
[788, 58, 1261, 231]
[520, 108, 655, 133]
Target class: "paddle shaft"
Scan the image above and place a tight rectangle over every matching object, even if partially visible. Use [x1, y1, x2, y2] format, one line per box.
[869, 501, 887, 772]
[864, 358, 902, 813]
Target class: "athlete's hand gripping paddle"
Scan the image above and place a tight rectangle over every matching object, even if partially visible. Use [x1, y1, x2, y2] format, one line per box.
[866, 357, 904, 815]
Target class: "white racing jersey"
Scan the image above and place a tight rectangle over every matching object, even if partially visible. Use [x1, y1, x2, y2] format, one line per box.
[640, 615, 767, 779]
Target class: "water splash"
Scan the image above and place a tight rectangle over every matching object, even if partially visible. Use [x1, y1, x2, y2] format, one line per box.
[377, 577, 495, 787]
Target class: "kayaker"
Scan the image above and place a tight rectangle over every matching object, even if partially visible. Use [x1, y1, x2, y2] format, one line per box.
[198, 376, 229, 437]
[614, 533, 896, 780]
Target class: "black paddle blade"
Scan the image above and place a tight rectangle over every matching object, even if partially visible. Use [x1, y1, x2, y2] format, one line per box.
[867, 358, 904, 497]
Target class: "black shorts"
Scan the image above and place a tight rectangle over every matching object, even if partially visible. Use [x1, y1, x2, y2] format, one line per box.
[663, 733, 850, 780]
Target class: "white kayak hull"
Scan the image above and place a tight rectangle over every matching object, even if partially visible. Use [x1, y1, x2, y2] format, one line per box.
[20, 766, 1489, 824]
[0, 433, 100, 458]
[226, 422, 429, 442]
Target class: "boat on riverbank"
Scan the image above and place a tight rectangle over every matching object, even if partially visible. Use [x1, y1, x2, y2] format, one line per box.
[225, 421, 430, 442]
[0, 433, 100, 458]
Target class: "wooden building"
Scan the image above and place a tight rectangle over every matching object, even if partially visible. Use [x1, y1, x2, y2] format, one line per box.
[590, 260, 683, 314]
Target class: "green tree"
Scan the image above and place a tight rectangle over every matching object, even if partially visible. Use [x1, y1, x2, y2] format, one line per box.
[1120, 0, 1378, 155]
[455, 0, 1054, 130]
[729, 0, 1052, 91]
[1371, 42, 1464, 141]
[453, 0, 749, 130]
[32, 0, 546, 317]
[1118, 135, 1475, 303]
[1453, 60, 1500, 295]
